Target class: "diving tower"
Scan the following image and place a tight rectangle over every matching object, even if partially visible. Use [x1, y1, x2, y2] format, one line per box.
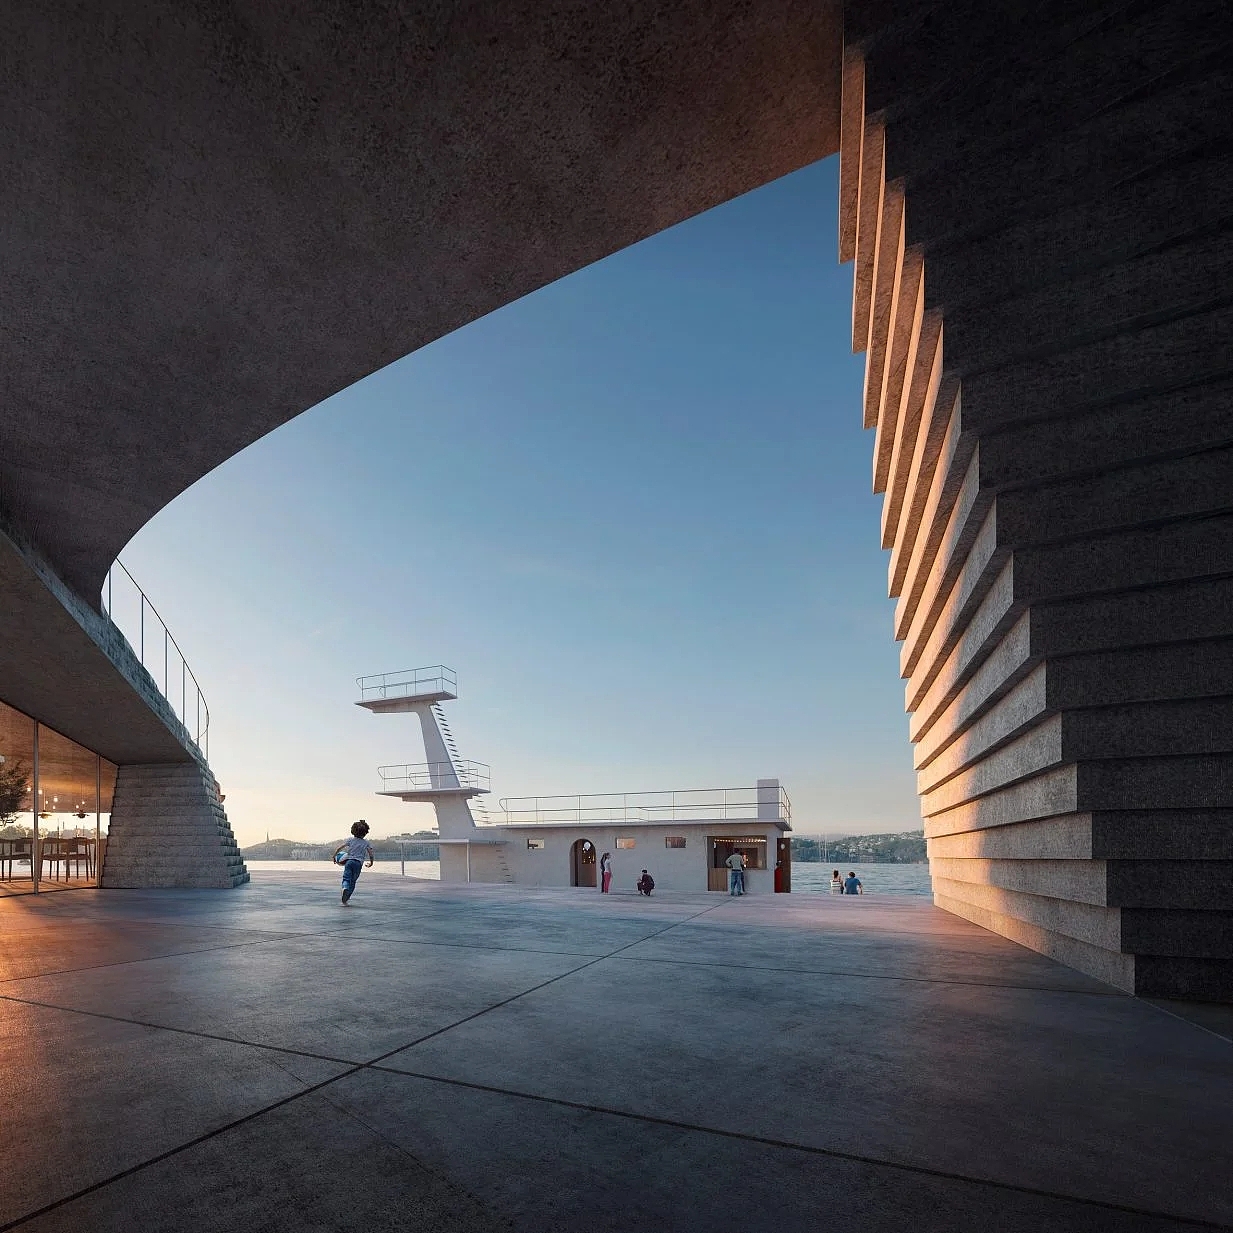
[357, 666, 504, 880]
[358, 667, 792, 891]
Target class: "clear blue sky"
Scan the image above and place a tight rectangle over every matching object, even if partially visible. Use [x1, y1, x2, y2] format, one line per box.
[122, 155, 920, 846]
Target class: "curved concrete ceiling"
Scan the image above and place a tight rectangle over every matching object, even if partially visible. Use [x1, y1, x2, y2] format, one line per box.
[1, 1, 841, 602]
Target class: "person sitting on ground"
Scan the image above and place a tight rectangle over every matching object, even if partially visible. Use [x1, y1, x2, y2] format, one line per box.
[636, 869, 655, 896]
[830, 868, 844, 894]
[843, 870, 863, 895]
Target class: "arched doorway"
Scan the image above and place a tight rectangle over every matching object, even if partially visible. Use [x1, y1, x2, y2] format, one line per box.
[570, 838, 597, 888]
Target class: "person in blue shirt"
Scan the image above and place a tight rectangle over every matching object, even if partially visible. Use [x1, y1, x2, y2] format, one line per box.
[843, 871, 863, 895]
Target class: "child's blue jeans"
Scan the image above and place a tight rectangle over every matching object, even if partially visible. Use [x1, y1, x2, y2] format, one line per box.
[341, 859, 363, 894]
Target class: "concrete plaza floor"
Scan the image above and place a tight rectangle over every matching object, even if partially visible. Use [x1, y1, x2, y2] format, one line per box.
[0, 869, 1229, 1232]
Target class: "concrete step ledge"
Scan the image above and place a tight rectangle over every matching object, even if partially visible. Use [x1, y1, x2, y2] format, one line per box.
[108, 818, 232, 829]
[104, 843, 240, 855]
[107, 826, 236, 838]
[930, 874, 1120, 951]
[933, 889, 1134, 993]
[110, 798, 221, 808]
[101, 876, 240, 889]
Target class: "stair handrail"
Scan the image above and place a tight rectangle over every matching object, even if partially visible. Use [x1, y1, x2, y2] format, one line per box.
[101, 559, 210, 758]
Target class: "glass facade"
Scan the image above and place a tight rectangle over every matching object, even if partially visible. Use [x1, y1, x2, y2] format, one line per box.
[0, 696, 113, 895]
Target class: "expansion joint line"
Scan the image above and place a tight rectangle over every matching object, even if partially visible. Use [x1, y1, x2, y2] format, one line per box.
[361, 1066, 1233, 1231]
[0, 900, 727, 1231]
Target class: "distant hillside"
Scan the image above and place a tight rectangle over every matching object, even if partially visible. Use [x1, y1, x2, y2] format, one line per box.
[791, 830, 926, 864]
[243, 831, 440, 861]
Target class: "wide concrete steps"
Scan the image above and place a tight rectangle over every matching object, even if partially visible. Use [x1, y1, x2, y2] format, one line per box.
[102, 761, 248, 890]
[845, 5, 1233, 1002]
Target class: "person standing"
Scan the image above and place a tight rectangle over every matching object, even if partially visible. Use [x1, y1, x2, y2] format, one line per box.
[725, 849, 746, 896]
[830, 869, 844, 894]
[600, 850, 613, 894]
[843, 870, 863, 895]
[334, 820, 374, 904]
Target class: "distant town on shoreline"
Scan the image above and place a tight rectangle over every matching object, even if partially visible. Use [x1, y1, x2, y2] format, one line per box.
[242, 829, 928, 864]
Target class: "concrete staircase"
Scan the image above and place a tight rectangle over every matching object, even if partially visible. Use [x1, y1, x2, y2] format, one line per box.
[101, 762, 249, 888]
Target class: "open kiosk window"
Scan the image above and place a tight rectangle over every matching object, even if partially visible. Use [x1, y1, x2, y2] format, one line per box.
[711, 837, 767, 870]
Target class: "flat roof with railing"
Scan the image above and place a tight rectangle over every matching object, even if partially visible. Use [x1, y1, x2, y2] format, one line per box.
[495, 784, 791, 829]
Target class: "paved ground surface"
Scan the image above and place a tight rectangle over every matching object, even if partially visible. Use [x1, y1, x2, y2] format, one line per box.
[0, 870, 1229, 1232]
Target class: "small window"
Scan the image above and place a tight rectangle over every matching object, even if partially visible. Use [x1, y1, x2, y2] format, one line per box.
[526, 838, 545, 850]
[615, 837, 636, 849]
[665, 836, 686, 849]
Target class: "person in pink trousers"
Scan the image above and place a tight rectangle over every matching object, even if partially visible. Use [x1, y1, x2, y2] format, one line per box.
[600, 851, 613, 893]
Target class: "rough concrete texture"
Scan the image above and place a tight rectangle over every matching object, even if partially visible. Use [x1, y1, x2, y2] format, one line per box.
[0, 0, 841, 603]
[0, 0, 839, 892]
[102, 763, 248, 889]
[3, 0, 1230, 992]
[0, 0, 838, 892]
[1, 872, 1229, 1232]
[845, 0, 1233, 1000]
[0, 523, 202, 764]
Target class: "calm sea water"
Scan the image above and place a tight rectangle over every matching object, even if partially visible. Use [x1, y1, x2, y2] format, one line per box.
[249, 859, 932, 896]
[250, 859, 441, 879]
[792, 862, 932, 897]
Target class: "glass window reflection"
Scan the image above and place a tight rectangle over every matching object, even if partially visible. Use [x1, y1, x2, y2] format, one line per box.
[0, 696, 109, 894]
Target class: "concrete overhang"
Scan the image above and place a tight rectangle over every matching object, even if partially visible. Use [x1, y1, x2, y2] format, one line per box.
[0, 525, 197, 764]
[0, 1, 841, 602]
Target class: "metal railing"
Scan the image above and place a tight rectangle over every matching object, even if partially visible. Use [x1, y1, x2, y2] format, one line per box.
[378, 760, 490, 793]
[497, 785, 791, 826]
[357, 665, 457, 702]
[101, 560, 210, 758]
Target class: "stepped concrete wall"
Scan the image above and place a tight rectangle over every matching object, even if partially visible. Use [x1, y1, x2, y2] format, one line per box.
[102, 763, 248, 889]
[843, 0, 1233, 1000]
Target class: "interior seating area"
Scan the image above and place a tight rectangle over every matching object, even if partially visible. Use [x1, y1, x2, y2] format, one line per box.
[0, 696, 115, 895]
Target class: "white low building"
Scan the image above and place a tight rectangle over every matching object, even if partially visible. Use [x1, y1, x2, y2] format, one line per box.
[357, 666, 794, 893]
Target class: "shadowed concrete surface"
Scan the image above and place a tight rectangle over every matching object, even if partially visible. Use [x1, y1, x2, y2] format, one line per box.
[3, 0, 1231, 983]
[841, 0, 1233, 999]
[0, 0, 841, 601]
[0, 527, 202, 764]
[1, 872, 1228, 1232]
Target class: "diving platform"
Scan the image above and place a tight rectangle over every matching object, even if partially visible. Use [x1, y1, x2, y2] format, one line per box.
[356, 665, 457, 711]
[377, 759, 491, 802]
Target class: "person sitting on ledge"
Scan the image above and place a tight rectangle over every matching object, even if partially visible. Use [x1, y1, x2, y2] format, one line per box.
[843, 870, 863, 895]
[637, 869, 655, 896]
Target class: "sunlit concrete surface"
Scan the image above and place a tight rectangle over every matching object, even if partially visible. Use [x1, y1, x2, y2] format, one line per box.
[1, 872, 1229, 1232]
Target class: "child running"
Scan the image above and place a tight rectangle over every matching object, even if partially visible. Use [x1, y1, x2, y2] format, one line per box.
[334, 819, 374, 904]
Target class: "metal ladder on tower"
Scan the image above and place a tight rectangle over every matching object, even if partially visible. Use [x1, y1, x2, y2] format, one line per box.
[431, 702, 463, 775]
